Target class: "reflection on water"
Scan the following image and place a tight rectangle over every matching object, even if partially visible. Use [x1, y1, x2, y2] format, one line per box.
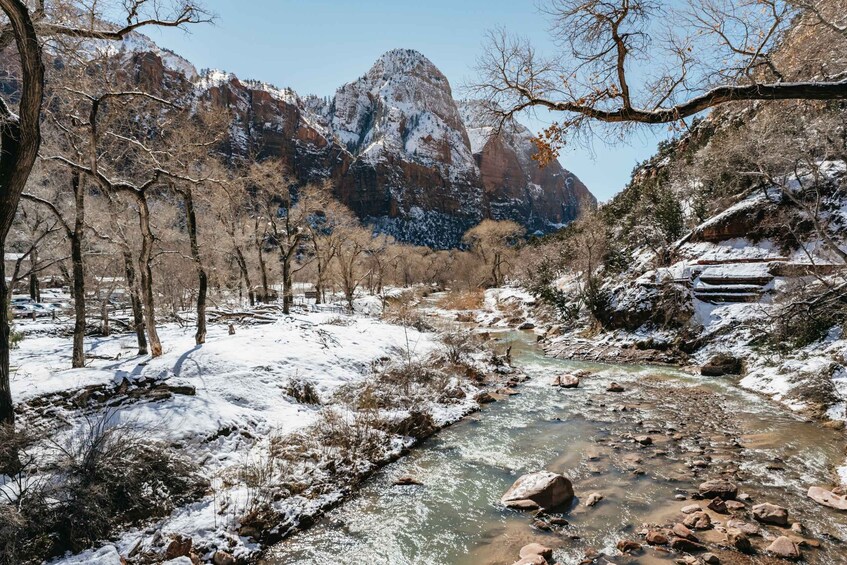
[264, 331, 847, 565]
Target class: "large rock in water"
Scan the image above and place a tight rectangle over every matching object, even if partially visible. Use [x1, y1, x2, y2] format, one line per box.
[752, 502, 789, 526]
[501, 471, 574, 510]
[698, 479, 738, 500]
[701, 353, 742, 376]
[807, 486, 847, 510]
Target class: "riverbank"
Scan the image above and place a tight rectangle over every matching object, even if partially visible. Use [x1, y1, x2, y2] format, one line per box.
[264, 326, 847, 565]
[5, 300, 515, 564]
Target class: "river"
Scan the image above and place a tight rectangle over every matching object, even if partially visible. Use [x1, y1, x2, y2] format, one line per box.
[264, 330, 847, 564]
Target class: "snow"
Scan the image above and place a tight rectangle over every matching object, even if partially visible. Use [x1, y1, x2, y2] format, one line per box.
[14, 301, 497, 562]
[13, 312, 437, 442]
[52, 545, 122, 565]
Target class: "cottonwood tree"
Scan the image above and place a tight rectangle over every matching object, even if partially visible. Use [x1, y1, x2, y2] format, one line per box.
[211, 172, 257, 306]
[300, 183, 358, 304]
[462, 219, 525, 287]
[474, 0, 847, 162]
[248, 160, 314, 314]
[0, 0, 208, 431]
[334, 224, 373, 312]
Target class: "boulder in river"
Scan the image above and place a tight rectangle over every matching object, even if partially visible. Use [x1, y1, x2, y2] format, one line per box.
[701, 353, 742, 376]
[698, 479, 737, 500]
[607, 382, 625, 393]
[551, 374, 579, 388]
[807, 486, 847, 510]
[752, 502, 789, 526]
[707, 497, 728, 514]
[766, 536, 801, 560]
[512, 556, 546, 565]
[616, 539, 641, 553]
[726, 528, 754, 554]
[683, 511, 712, 530]
[519, 543, 553, 561]
[672, 523, 698, 541]
[646, 531, 669, 545]
[501, 471, 575, 511]
[670, 537, 706, 552]
[584, 492, 604, 507]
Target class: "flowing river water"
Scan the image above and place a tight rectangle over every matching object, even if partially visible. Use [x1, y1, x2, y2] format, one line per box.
[265, 330, 847, 564]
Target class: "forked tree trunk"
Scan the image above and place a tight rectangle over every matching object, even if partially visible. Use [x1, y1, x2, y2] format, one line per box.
[233, 247, 254, 306]
[181, 189, 207, 344]
[135, 195, 162, 356]
[0, 0, 46, 429]
[123, 250, 148, 355]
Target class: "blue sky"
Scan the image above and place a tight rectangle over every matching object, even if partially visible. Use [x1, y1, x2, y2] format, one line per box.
[148, 0, 668, 201]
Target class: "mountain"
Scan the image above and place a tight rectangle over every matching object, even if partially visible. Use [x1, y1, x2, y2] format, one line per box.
[10, 37, 597, 247]
[191, 47, 596, 247]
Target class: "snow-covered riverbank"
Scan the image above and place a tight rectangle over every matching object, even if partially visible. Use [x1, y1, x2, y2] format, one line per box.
[5, 302, 500, 564]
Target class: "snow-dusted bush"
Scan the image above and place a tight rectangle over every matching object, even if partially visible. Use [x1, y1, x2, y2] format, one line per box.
[284, 378, 321, 405]
[0, 415, 207, 564]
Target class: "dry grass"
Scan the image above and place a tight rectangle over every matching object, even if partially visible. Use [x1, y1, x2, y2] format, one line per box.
[437, 289, 484, 311]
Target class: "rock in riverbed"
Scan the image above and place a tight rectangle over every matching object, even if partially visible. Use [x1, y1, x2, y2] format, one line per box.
[753, 502, 789, 526]
[551, 374, 579, 388]
[607, 382, 625, 393]
[807, 486, 847, 510]
[501, 471, 574, 511]
[766, 536, 801, 560]
[701, 353, 742, 376]
[698, 479, 737, 500]
[682, 511, 712, 530]
[584, 492, 604, 507]
[519, 543, 553, 561]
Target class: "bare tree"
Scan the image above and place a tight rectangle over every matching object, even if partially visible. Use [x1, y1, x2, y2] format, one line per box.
[462, 219, 525, 287]
[334, 224, 372, 312]
[300, 184, 358, 304]
[0, 0, 209, 430]
[474, 0, 847, 163]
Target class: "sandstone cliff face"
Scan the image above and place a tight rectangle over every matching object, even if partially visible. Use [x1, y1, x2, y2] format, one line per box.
[459, 101, 596, 232]
[104, 40, 599, 247]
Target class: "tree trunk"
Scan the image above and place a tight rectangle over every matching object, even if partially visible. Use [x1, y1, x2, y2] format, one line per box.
[0, 0, 46, 428]
[234, 247, 254, 306]
[28, 248, 39, 301]
[100, 297, 110, 336]
[0, 248, 12, 429]
[181, 189, 207, 345]
[255, 223, 269, 302]
[70, 171, 86, 368]
[282, 255, 292, 315]
[136, 195, 162, 356]
[315, 258, 323, 305]
[123, 250, 147, 355]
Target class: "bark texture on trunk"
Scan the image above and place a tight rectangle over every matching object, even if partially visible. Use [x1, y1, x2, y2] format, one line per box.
[181, 189, 207, 344]
[233, 247, 254, 306]
[136, 195, 162, 356]
[71, 171, 86, 368]
[0, 0, 46, 427]
[123, 250, 147, 355]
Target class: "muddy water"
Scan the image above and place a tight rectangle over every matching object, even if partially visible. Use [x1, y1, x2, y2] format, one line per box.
[265, 331, 847, 565]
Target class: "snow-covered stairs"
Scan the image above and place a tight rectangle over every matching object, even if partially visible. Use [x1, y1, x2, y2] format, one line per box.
[690, 261, 775, 304]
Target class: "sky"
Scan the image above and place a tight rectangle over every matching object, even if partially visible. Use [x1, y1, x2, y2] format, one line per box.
[147, 0, 669, 202]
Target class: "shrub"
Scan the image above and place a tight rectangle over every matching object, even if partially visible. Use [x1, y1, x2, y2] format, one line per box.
[437, 289, 484, 310]
[0, 413, 208, 564]
[439, 326, 480, 363]
[285, 378, 321, 404]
